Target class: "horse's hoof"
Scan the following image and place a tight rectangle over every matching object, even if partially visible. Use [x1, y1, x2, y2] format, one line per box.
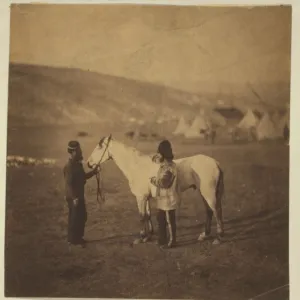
[212, 238, 221, 245]
[197, 232, 210, 242]
[133, 238, 142, 245]
[142, 236, 151, 243]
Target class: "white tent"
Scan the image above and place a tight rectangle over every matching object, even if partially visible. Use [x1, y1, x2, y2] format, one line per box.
[256, 113, 281, 141]
[173, 116, 190, 135]
[209, 110, 227, 127]
[237, 109, 260, 130]
[184, 115, 210, 138]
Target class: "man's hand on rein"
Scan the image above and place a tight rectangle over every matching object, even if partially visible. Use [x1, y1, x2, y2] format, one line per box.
[73, 198, 79, 207]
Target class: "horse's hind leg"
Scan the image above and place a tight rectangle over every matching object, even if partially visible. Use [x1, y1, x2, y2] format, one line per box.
[212, 207, 224, 245]
[215, 168, 225, 241]
[208, 198, 224, 245]
[216, 201, 224, 237]
[197, 198, 213, 241]
[198, 199, 223, 244]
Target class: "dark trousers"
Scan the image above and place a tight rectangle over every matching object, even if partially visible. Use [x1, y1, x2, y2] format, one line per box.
[156, 209, 176, 246]
[67, 198, 87, 244]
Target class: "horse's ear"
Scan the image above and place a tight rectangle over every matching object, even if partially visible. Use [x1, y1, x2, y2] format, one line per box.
[108, 134, 112, 141]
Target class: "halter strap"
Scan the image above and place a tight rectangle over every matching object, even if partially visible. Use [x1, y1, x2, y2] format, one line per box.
[96, 134, 112, 166]
[94, 134, 112, 207]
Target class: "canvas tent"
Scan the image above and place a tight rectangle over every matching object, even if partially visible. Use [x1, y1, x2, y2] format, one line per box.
[195, 107, 227, 128]
[256, 113, 281, 141]
[232, 108, 260, 141]
[184, 115, 210, 138]
[237, 109, 260, 130]
[209, 110, 227, 127]
[173, 116, 190, 135]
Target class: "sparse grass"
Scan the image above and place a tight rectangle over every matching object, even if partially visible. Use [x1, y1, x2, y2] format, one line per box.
[5, 125, 289, 299]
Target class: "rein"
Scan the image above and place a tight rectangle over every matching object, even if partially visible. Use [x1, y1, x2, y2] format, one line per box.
[95, 171, 104, 206]
[94, 135, 112, 207]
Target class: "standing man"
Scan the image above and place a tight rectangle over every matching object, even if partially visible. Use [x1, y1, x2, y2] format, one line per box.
[63, 140, 99, 247]
[151, 140, 179, 249]
[283, 124, 289, 143]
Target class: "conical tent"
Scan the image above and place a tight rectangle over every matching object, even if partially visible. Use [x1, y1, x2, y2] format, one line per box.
[256, 113, 281, 141]
[195, 107, 225, 128]
[209, 110, 227, 127]
[173, 116, 190, 135]
[184, 115, 210, 138]
[197, 108, 216, 127]
[237, 109, 260, 130]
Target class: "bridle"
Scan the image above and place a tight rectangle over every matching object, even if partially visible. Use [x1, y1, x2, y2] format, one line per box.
[94, 134, 112, 207]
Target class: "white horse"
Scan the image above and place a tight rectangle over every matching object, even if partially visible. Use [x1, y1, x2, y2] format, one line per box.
[86, 135, 225, 244]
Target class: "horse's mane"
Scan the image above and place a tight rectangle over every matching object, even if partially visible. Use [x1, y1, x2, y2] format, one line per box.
[112, 139, 152, 162]
[99, 137, 106, 147]
[98, 136, 148, 159]
[106, 137, 160, 175]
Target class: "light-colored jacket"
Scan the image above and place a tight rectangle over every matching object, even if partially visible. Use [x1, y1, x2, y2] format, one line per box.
[151, 160, 179, 211]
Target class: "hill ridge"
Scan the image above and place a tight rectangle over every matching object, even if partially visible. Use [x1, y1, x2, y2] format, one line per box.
[8, 63, 287, 127]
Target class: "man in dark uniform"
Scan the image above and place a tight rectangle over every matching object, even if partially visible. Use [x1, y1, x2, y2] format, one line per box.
[63, 141, 99, 247]
[151, 140, 179, 249]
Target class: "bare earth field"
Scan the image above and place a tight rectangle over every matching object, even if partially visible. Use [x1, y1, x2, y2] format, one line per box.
[5, 125, 289, 299]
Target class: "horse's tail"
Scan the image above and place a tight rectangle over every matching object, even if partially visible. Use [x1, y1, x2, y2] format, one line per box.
[216, 164, 225, 205]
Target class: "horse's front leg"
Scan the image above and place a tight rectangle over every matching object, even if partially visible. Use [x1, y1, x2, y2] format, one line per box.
[141, 199, 154, 242]
[146, 198, 154, 235]
[135, 218, 152, 244]
[134, 197, 153, 244]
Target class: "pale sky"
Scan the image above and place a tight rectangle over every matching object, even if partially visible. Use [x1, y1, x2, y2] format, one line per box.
[9, 4, 291, 97]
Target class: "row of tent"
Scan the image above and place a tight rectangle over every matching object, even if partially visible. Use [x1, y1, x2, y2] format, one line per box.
[173, 109, 226, 138]
[236, 109, 289, 141]
[172, 108, 290, 141]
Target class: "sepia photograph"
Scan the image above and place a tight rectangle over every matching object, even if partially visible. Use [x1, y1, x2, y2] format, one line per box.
[5, 3, 291, 299]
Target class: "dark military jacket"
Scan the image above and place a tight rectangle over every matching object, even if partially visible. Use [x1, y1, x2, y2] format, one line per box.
[63, 159, 95, 200]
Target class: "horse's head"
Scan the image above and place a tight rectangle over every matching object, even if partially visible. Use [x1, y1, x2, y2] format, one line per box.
[87, 134, 113, 169]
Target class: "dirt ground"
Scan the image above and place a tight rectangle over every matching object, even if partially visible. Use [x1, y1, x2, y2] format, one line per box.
[5, 125, 289, 299]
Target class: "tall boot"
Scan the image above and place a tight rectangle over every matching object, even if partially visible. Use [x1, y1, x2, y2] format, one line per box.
[166, 209, 176, 248]
[156, 209, 167, 246]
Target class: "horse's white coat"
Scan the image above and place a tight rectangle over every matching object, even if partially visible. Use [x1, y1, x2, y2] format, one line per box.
[87, 137, 221, 218]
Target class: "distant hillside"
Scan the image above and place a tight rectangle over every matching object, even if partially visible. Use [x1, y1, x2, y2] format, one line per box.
[7, 63, 199, 126]
[7, 63, 286, 128]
